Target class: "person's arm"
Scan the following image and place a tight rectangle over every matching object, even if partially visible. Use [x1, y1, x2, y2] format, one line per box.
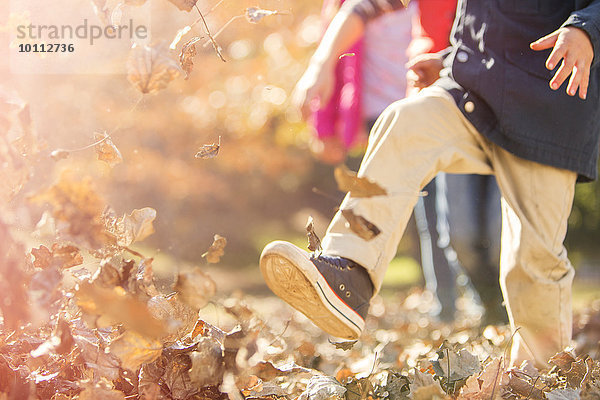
[530, 2, 600, 100]
[292, 0, 406, 117]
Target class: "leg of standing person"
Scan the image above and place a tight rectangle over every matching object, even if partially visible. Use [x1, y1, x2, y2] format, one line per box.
[444, 173, 506, 324]
[415, 179, 457, 322]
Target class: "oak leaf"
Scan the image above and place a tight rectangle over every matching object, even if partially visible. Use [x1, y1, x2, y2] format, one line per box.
[94, 132, 123, 167]
[341, 209, 381, 240]
[167, 0, 197, 11]
[127, 43, 181, 94]
[334, 165, 387, 198]
[202, 234, 227, 263]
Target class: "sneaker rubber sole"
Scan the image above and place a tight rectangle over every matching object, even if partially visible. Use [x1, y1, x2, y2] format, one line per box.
[260, 241, 365, 339]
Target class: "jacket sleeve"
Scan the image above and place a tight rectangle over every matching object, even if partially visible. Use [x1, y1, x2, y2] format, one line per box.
[563, 1, 600, 67]
[341, 0, 407, 23]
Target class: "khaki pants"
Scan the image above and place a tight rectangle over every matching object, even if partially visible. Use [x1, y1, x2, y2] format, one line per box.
[322, 86, 576, 367]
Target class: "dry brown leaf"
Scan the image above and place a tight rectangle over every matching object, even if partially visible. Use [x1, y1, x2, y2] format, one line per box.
[458, 358, 508, 400]
[76, 281, 167, 338]
[29, 172, 109, 248]
[195, 136, 221, 159]
[106, 207, 157, 247]
[202, 234, 227, 263]
[51, 243, 84, 269]
[94, 132, 123, 167]
[434, 345, 481, 382]
[179, 36, 202, 79]
[31, 243, 83, 270]
[334, 165, 387, 198]
[550, 350, 577, 371]
[329, 339, 357, 351]
[253, 361, 311, 382]
[109, 330, 163, 371]
[507, 372, 545, 400]
[127, 43, 181, 94]
[306, 216, 322, 253]
[167, 0, 197, 11]
[341, 209, 381, 240]
[345, 377, 372, 400]
[565, 356, 590, 389]
[31, 245, 53, 269]
[72, 326, 121, 381]
[174, 268, 217, 310]
[188, 336, 225, 387]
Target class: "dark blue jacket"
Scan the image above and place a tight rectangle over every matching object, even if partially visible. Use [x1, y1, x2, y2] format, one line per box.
[352, 0, 600, 181]
[437, 0, 600, 181]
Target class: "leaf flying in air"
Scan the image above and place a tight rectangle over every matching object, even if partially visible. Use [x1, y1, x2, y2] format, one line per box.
[306, 216, 322, 253]
[334, 165, 387, 198]
[94, 132, 123, 167]
[179, 36, 202, 79]
[127, 43, 181, 94]
[202, 234, 227, 263]
[195, 136, 221, 159]
[245, 7, 287, 23]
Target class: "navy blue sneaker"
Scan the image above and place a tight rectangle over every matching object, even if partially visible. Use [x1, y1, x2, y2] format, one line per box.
[260, 241, 374, 339]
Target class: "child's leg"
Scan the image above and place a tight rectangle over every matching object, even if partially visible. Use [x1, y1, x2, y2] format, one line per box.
[491, 145, 577, 368]
[322, 86, 494, 293]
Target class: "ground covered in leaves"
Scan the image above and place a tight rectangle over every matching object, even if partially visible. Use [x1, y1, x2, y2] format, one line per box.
[2, 189, 600, 400]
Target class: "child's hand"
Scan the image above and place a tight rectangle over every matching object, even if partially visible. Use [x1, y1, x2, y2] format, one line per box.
[406, 53, 444, 90]
[530, 26, 594, 100]
[292, 59, 336, 119]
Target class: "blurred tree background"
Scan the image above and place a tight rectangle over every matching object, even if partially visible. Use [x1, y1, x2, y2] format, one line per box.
[0, 0, 598, 278]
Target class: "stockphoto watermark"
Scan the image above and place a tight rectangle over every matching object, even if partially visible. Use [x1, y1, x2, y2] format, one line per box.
[16, 19, 148, 46]
[9, 0, 152, 74]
